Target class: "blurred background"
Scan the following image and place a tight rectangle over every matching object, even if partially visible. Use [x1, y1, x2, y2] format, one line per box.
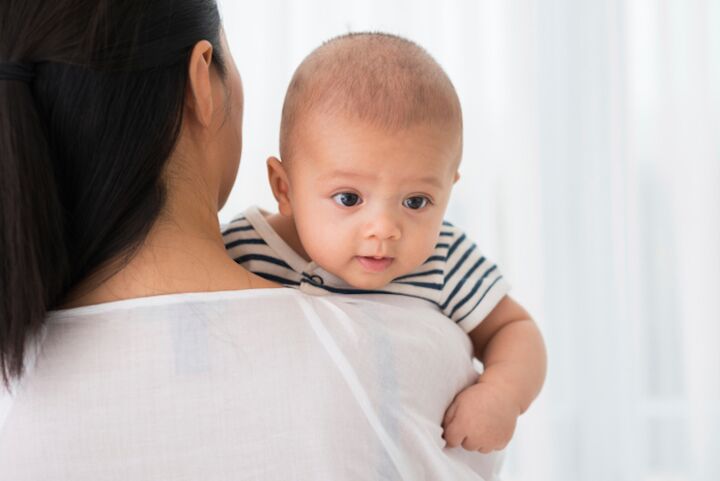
[217, 1, 720, 480]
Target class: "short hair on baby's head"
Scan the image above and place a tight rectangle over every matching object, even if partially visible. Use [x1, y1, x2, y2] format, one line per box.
[279, 32, 462, 159]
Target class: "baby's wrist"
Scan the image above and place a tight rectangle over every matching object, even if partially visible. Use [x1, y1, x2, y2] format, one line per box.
[476, 374, 525, 415]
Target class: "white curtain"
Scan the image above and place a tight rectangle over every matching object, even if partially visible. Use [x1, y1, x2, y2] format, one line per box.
[217, 1, 720, 480]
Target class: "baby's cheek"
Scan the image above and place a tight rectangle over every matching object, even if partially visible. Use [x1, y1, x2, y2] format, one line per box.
[303, 226, 348, 268]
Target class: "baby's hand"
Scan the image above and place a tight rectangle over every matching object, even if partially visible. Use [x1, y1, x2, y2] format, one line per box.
[441, 381, 520, 453]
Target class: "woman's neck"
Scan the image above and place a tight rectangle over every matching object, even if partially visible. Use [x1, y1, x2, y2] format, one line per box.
[60, 181, 277, 309]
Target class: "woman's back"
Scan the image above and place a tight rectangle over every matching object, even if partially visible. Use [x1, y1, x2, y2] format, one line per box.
[0, 289, 501, 480]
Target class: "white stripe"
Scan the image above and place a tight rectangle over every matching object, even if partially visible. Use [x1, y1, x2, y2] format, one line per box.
[456, 277, 511, 333]
[296, 295, 419, 481]
[450, 269, 503, 320]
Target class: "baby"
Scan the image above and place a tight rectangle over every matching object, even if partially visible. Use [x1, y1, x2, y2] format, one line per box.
[223, 32, 546, 453]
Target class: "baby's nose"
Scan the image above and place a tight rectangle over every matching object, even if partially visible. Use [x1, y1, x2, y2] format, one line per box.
[363, 210, 402, 241]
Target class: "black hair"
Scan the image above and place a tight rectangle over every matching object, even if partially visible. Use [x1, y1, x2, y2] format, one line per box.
[0, 0, 227, 386]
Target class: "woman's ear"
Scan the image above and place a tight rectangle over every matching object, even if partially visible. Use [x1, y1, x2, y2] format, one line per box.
[267, 156, 293, 216]
[454, 171, 461, 183]
[186, 40, 215, 127]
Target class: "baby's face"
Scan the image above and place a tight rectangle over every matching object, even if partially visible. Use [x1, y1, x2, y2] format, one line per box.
[281, 114, 461, 289]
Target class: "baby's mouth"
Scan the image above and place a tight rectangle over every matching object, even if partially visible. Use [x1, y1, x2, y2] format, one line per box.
[355, 256, 394, 273]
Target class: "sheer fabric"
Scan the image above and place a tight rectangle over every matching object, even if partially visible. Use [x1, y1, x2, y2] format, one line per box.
[0, 289, 501, 480]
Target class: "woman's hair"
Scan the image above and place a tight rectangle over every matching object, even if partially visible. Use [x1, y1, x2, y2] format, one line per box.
[0, 0, 226, 386]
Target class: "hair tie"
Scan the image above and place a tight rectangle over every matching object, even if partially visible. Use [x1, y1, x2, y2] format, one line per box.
[0, 62, 36, 83]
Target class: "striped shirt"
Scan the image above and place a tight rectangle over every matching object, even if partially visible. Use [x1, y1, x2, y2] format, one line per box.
[222, 206, 510, 333]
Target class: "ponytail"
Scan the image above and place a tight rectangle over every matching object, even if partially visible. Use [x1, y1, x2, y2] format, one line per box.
[0, 72, 69, 386]
[0, 0, 226, 388]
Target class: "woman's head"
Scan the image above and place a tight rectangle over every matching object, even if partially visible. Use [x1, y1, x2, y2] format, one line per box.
[0, 0, 241, 385]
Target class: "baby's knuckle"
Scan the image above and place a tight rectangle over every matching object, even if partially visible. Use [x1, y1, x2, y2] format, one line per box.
[443, 429, 460, 445]
[461, 438, 476, 450]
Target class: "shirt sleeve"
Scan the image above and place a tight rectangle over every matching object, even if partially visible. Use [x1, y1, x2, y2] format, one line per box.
[437, 222, 511, 333]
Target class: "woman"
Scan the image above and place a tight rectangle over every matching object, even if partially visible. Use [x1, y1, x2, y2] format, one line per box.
[0, 1, 502, 479]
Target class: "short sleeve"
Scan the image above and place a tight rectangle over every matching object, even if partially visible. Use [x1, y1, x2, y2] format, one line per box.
[437, 223, 510, 333]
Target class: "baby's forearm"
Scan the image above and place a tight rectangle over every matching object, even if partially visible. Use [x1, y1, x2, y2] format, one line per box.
[476, 319, 546, 414]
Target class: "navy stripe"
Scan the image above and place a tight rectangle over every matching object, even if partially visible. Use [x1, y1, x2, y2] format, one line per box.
[439, 231, 453, 237]
[450, 265, 498, 317]
[233, 254, 292, 270]
[223, 224, 255, 235]
[444, 245, 479, 284]
[440, 257, 485, 309]
[442, 220, 453, 227]
[446, 233, 467, 258]
[225, 238, 267, 249]
[394, 281, 443, 290]
[423, 255, 446, 264]
[254, 272, 301, 286]
[456, 276, 504, 323]
[434, 243, 450, 249]
[393, 269, 444, 281]
[230, 216, 248, 223]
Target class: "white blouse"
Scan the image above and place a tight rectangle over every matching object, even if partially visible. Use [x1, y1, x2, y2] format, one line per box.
[0, 288, 503, 480]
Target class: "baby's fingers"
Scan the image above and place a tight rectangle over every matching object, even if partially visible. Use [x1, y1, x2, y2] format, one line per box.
[442, 401, 459, 428]
[442, 418, 466, 448]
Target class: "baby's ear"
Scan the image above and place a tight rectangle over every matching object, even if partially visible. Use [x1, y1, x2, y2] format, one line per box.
[267, 156, 293, 216]
[453, 171, 461, 183]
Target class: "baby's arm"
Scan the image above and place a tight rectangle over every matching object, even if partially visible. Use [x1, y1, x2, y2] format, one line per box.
[442, 296, 546, 452]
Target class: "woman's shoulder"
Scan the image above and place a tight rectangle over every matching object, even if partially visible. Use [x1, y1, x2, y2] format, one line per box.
[46, 288, 300, 323]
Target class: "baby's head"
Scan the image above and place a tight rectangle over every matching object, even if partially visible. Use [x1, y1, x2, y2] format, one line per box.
[268, 32, 463, 289]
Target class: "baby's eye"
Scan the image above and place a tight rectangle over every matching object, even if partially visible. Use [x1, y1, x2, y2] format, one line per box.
[403, 196, 430, 210]
[332, 192, 361, 207]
